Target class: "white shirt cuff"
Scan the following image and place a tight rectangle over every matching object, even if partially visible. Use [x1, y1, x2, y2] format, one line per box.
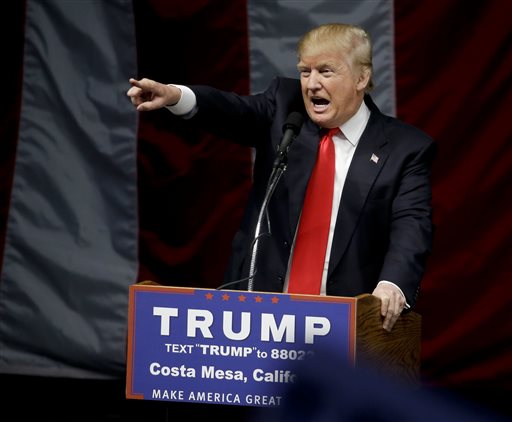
[378, 280, 411, 309]
[165, 84, 197, 116]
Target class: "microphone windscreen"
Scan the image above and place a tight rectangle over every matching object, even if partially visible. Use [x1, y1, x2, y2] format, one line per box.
[282, 112, 304, 135]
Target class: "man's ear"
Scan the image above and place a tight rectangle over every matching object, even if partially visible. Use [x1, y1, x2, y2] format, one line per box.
[356, 67, 371, 91]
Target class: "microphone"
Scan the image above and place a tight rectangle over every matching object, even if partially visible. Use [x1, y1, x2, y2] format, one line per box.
[276, 112, 304, 158]
[247, 113, 303, 291]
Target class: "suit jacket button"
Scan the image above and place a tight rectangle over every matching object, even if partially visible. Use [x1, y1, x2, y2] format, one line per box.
[283, 241, 289, 248]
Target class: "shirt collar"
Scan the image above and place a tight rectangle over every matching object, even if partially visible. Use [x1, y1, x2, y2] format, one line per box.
[337, 101, 371, 147]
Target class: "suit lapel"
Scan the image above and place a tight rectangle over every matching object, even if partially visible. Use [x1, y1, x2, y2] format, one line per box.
[328, 113, 389, 277]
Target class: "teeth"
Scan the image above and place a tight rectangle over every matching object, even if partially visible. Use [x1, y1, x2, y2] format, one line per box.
[312, 100, 329, 111]
[314, 104, 328, 111]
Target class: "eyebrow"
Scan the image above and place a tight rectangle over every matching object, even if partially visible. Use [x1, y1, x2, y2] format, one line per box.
[297, 61, 337, 71]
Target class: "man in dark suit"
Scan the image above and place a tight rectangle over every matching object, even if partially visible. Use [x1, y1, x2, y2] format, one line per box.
[127, 23, 435, 332]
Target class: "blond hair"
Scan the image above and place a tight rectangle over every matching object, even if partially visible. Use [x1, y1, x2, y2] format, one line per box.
[297, 23, 374, 91]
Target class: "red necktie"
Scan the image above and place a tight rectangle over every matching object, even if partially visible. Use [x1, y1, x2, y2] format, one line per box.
[287, 128, 338, 294]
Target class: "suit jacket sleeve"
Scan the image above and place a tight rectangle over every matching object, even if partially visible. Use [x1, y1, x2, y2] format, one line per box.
[378, 130, 436, 306]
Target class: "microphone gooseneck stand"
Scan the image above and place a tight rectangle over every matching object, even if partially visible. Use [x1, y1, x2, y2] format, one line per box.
[247, 155, 288, 292]
[245, 111, 304, 292]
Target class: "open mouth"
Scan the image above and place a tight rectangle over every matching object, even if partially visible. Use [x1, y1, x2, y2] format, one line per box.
[311, 97, 330, 111]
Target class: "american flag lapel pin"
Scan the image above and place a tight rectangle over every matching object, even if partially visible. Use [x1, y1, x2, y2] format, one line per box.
[370, 153, 379, 164]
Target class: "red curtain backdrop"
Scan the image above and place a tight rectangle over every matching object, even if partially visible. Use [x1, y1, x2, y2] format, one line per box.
[133, 0, 253, 288]
[394, 0, 512, 410]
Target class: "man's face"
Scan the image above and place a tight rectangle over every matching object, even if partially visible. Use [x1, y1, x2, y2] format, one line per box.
[298, 51, 367, 128]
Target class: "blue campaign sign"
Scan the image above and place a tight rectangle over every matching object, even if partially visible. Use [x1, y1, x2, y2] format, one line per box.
[126, 285, 356, 407]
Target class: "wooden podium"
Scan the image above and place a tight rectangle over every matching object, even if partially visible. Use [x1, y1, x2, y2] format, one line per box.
[352, 293, 421, 388]
[126, 284, 421, 406]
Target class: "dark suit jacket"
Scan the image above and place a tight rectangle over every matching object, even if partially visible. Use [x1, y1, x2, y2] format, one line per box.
[188, 77, 435, 307]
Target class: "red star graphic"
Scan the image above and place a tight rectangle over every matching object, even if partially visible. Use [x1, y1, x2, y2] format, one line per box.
[205, 293, 214, 300]
[255, 296, 263, 303]
[238, 295, 247, 302]
[222, 294, 230, 301]
[271, 296, 280, 304]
